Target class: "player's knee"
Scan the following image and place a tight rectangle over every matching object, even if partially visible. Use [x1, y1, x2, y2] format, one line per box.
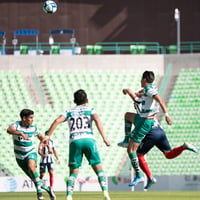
[163, 152, 171, 159]
[136, 152, 144, 157]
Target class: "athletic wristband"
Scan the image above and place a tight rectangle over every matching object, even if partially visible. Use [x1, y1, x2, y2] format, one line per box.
[45, 135, 50, 139]
[165, 113, 169, 117]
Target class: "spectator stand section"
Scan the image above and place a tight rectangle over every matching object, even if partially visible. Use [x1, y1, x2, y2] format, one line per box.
[48, 29, 80, 55]
[12, 29, 39, 55]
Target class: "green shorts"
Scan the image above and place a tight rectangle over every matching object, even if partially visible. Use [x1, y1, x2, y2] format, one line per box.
[16, 152, 37, 176]
[129, 114, 155, 143]
[69, 138, 101, 169]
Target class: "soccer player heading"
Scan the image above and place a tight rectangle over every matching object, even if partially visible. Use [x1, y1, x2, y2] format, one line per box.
[123, 71, 172, 187]
[43, 89, 111, 200]
[7, 109, 56, 200]
[118, 70, 198, 190]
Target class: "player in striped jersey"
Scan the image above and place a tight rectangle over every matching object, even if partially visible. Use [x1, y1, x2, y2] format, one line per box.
[123, 71, 173, 187]
[7, 109, 56, 200]
[118, 71, 198, 189]
[39, 131, 60, 190]
[43, 89, 111, 200]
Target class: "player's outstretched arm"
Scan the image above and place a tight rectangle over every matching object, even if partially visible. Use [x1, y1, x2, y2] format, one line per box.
[38, 142, 47, 157]
[92, 114, 110, 146]
[43, 115, 65, 144]
[123, 88, 137, 101]
[7, 125, 29, 140]
[153, 94, 172, 125]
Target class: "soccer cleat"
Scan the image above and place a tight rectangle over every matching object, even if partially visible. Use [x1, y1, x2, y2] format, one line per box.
[37, 192, 44, 200]
[46, 186, 56, 200]
[103, 191, 111, 200]
[117, 140, 129, 148]
[184, 142, 198, 153]
[128, 176, 144, 187]
[66, 195, 73, 200]
[144, 177, 157, 190]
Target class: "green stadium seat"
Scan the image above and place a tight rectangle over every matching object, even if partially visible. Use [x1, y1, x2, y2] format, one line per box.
[51, 45, 60, 54]
[94, 45, 102, 54]
[138, 45, 147, 54]
[168, 45, 177, 54]
[20, 45, 28, 55]
[86, 45, 94, 54]
[130, 45, 137, 54]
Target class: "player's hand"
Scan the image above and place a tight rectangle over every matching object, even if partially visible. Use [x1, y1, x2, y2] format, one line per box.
[122, 89, 128, 95]
[136, 89, 144, 97]
[165, 115, 172, 125]
[42, 136, 50, 145]
[57, 160, 61, 164]
[21, 132, 29, 140]
[103, 138, 111, 146]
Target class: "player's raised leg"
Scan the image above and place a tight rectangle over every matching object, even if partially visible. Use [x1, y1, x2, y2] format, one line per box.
[118, 113, 136, 148]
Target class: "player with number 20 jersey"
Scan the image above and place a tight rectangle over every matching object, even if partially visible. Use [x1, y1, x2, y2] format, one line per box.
[63, 106, 95, 144]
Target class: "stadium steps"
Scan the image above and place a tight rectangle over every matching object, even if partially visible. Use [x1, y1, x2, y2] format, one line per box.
[38, 75, 53, 105]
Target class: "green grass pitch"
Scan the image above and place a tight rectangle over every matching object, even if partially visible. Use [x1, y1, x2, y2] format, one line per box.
[1, 191, 200, 200]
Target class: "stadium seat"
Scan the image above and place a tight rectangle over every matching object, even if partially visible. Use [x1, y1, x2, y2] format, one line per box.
[94, 45, 102, 54]
[20, 45, 28, 55]
[138, 45, 147, 54]
[130, 45, 137, 54]
[51, 45, 60, 54]
[168, 45, 177, 54]
[86, 45, 94, 54]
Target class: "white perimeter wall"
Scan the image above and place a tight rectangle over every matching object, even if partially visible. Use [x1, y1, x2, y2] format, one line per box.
[0, 55, 165, 76]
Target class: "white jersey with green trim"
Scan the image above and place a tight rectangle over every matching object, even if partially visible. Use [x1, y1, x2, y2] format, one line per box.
[139, 83, 160, 118]
[62, 105, 96, 143]
[11, 121, 39, 160]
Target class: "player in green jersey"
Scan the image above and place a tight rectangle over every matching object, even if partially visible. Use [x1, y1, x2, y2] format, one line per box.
[43, 89, 111, 200]
[124, 71, 173, 187]
[7, 109, 56, 200]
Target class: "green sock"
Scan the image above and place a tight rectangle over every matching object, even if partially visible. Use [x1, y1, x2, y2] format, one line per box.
[129, 152, 142, 177]
[67, 173, 78, 196]
[124, 119, 132, 141]
[96, 170, 107, 191]
[32, 172, 42, 193]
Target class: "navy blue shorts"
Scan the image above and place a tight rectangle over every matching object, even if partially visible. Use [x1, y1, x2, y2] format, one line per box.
[40, 162, 54, 173]
[137, 126, 171, 154]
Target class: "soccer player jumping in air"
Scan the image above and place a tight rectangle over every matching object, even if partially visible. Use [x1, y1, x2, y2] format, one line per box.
[43, 89, 111, 200]
[118, 71, 198, 189]
[122, 71, 173, 187]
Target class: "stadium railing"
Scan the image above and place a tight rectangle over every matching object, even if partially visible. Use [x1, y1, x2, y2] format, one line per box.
[94, 41, 165, 54]
[1, 41, 200, 55]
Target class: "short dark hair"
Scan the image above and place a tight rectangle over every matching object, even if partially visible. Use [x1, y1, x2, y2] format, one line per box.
[142, 71, 155, 83]
[20, 109, 34, 119]
[74, 89, 87, 105]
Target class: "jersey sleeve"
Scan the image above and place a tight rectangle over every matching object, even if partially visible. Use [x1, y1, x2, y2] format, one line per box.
[61, 110, 68, 121]
[91, 108, 96, 115]
[10, 122, 17, 129]
[34, 126, 40, 137]
[147, 87, 158, 97]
